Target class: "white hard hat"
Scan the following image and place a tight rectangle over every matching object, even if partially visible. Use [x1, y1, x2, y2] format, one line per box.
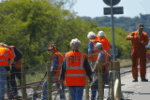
[87, 31, 96, 39]
[0, 42, 8, 47]
[98, 31, 105, 37]
[70, 38, 81, 50]
[95, 42, 103, 49]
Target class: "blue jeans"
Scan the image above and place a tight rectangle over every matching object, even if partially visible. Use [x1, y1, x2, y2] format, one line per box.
[91, 73, 109, 100]
[41, 80, 65, 100]
[0, 66, 7, 100]
[68, 86, 84, 100]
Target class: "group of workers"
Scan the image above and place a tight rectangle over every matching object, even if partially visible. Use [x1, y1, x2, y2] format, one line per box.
[0, 43, 22, 100]
[87, 30, 111, 100]
[40, 30, 111, 100]
[40, 23, 149, 100]
[0, 23, 149, 100]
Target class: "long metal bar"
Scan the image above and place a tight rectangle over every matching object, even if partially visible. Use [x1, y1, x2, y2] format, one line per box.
[111, 0, 116, 61]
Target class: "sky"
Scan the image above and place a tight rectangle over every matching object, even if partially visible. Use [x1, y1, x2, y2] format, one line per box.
[0, 0, 149, 19]
[67, 0, 150, 19]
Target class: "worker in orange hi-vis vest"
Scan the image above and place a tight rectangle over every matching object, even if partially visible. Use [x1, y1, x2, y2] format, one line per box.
[8, 45, 22, 97]
[0, 43, 15, 100]
[41, 44, 65, 100]
[126, 23, 149, 82]
[87, 31, 101, 67]
[87, 31, 101, 81]
[91, 42, 110, 100]
[96, 31, 110, 54]
[60, 38, 93, 100]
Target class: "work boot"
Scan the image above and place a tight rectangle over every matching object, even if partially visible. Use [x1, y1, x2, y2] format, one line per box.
[141, 78, 148, 82]
[132, 78, 138, 82]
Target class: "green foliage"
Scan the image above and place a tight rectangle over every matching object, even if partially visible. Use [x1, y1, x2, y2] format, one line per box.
[0, 0, 131, 69]
[82, 14, 150, 36]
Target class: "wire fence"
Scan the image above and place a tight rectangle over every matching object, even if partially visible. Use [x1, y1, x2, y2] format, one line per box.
[3, 54, 150, 100]
[3, 60, 120, 100]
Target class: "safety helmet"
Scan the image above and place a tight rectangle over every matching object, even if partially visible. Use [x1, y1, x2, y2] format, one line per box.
[0, 43, 8, 47]
[95, 42, 103, 50]
[87, 31, 96, 39]
[48, 44, 57, 51]
[70, 38, 81, 50]
[98, 31, 105, 37]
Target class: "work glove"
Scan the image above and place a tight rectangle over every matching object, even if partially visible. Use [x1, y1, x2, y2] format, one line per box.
[127, 36, 134, 39]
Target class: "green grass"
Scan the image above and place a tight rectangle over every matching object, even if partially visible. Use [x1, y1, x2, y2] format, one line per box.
[22, 59, 133, 84]
[14, 58, 136, 85]
[16, 71, 45, 85]
[26, 72, 45, 83]
[118, 59, 132, 67]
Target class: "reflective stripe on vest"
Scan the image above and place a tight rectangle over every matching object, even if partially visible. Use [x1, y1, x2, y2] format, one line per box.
[10, 46, 16, 57]
[0, 48, 9, 63]
[52, 52, 63, 81]
[91, 40, 97, 50]
[65, 52, 85, 77]
[91, 52, 99, 56]
[52, 76, 60, 79]
[103, 39, 108, 50]
[66, 53, 84, 70]
[90, 40, 100, 62]
[65, 74, 86, 77]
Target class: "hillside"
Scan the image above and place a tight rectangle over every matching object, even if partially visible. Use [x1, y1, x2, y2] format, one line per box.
[81, 14, 150, 37]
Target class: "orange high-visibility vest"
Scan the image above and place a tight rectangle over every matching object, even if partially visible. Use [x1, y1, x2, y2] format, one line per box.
[0, 46, 9, 66]
[13, 60, 21, 69]
[63, 53, 66, 60]
[103, 50, 110, 73]
[52, 51, 63, 82]
[89, 39, 101, 62]
[65, 51, 86, 86]
[97, 36, 110, 54]
[9, 45, 16, 58]
[95, 51, 108, 74]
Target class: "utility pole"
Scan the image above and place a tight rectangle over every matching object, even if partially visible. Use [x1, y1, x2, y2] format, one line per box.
[110, 0, 116, 61]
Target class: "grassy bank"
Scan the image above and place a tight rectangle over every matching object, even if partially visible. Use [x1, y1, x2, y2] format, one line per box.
[19, 59, 132, 84]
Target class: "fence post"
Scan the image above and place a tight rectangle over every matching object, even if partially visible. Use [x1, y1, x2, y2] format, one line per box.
[117, 61, 122, 99]
[21, 61, 27, 99]
[110, 61, 114, 100]
[85, 76, 89, 100]
[97, 59, 103, 100]
[47, 62, 52, 100]
[68, 91, 71, 100]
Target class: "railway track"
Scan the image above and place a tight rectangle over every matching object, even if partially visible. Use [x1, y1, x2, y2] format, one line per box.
[18, 60, 150, 89]
[5, 61, 150, 100]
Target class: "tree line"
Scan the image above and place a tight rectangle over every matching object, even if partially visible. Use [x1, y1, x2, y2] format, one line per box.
[0, 0, 131, 69]
[81, 14, 150, 37]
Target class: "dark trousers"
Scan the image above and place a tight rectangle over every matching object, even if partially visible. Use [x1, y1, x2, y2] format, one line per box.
[10, 66, 21, 95]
